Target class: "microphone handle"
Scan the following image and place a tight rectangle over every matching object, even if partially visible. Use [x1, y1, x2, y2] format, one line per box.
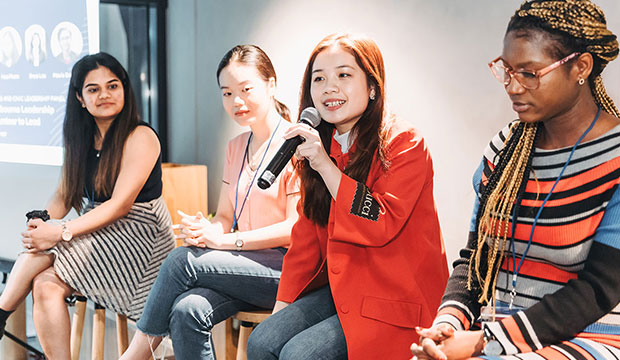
[257, 135, 304, 189]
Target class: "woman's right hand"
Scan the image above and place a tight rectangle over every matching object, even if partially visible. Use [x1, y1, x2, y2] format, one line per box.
[284, 123, 332, 174]
[410, 323, 455, 360]
[175, 210, 226, 248]
[174, 210, 210, 247]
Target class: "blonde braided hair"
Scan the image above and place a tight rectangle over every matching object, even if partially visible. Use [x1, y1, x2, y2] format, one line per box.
[469, 0, 619, 304]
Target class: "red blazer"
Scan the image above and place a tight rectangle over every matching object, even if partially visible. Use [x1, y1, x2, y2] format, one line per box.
[277, 119, 449, 359]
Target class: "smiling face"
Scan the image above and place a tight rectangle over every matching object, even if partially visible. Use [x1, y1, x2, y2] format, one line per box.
[501, 30, 582, 123]
[77, 66, 125, 122]
[218, 62, 274, 128]
[310, 45, 371, 134]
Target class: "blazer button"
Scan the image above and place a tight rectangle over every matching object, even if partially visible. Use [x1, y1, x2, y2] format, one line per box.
[331, 267, 341, 274]
[340, 304, 349, 314]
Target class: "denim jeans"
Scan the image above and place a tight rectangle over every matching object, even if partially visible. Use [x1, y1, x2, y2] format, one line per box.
[136, 246, 286, 360]
[247, 286, 348, 360]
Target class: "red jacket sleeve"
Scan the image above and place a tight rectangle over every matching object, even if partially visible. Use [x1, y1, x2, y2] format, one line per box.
[276, 203, 325, 303]
[330, 130, 433, 247]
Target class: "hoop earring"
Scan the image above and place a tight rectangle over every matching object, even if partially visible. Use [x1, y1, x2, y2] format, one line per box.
[578, 78, 585, 86]
[369, 88, 376, 101]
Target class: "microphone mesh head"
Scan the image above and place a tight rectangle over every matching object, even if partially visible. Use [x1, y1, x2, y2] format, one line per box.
[299, 107, 321, 128]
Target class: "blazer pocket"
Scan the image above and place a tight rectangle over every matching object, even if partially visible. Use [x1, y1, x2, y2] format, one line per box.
[360, 296, 421, 328]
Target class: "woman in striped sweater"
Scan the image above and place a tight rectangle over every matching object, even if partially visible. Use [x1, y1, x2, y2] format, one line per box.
[411, 1, 620, 359]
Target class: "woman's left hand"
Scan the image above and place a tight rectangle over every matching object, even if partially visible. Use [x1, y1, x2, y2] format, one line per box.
[176, 211, 229, 249]
[21, 219, 62, 252]
[285, 123, 333, 174]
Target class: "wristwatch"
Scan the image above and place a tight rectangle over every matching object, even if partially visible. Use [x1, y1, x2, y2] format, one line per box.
[61, 221, 73, 242]
[235, 232, 244, 251]
[482, 326, 503, 356]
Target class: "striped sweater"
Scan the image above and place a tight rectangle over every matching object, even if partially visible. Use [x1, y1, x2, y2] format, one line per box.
[434, 123, 620, 355]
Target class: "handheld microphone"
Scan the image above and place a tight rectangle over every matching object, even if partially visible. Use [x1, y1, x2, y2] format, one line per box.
[257, 107, 321, 189]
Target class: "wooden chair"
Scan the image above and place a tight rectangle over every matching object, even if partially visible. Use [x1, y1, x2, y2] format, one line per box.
[161, 163, 208, 246]
[225, 310, 271, 360]
[69, 295, 129, 360]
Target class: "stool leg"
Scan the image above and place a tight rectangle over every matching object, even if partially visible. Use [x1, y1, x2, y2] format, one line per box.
[225, 318, 238, 360]
[70, 296, 87, 360]
[92, 304, 106, 360]
[236, 321, 254, 360]
[116, 313, 129, 356]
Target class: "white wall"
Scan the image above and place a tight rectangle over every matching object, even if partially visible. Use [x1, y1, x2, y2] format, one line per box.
[2, 0, 618, 265]
[166, 0, 620, 266]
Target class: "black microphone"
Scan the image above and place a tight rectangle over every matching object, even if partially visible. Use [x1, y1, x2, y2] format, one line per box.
[257, 107, 321, 189]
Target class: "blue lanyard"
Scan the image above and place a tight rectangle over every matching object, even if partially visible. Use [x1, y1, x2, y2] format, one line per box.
[231, 118, 282, 232]
[508, 106, 601, 306]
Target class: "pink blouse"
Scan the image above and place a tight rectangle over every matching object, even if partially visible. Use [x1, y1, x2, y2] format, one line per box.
[222, 121, 300, 232]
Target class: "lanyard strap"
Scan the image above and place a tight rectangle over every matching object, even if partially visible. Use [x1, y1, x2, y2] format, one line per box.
[231, 118, 282, 232]
[509, 106, 601, 298]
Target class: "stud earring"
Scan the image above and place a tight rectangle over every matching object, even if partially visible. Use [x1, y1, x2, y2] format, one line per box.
[578, 78, 585, 86]
[369, 88, 376, 101]
[81, 103, 86, 108]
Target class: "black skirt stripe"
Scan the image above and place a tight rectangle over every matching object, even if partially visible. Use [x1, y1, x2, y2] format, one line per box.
[51, 197, 175, 319]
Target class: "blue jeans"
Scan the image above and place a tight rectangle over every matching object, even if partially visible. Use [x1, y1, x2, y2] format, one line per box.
[247, 286, 348, 360]
[136, 246, 286, 360]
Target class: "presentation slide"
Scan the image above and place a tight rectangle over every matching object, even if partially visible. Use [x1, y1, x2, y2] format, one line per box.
[0, 0, 99, 166]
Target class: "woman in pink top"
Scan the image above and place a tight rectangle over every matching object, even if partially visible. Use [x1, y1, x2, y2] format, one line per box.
[121, 45, 300, 360]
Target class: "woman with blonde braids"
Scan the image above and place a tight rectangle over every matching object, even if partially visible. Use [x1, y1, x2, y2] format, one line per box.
[411, 0, 620, 359]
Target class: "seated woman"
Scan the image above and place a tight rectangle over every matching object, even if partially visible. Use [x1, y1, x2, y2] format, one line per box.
[0, 52, 175, 359]
[411, 1, 620, 359]
[247, 33, 450, 360]
[120, 45, 300, 360]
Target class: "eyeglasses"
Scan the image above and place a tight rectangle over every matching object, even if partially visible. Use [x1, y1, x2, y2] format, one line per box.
[488, 52, 580, 90]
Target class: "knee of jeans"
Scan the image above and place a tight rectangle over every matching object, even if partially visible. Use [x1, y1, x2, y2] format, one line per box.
[170, 293, 214, 333]
[247, 321, 275, 358]
[160, 246, 192, 277]
[279, 340, 302, 360]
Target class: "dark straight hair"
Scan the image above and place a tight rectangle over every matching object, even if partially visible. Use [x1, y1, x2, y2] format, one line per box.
[216, 44, 290, 122]
[61, 52, 140, 213]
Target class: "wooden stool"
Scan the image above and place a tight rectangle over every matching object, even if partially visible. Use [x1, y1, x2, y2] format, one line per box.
[226, 310, 271, 360]
[69, 295, 129, 360]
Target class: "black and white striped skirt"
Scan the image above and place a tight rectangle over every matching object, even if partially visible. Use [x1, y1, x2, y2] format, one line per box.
[50, 196, 175, 320]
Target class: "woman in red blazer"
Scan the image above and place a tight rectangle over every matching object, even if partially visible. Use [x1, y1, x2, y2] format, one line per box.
[247, 33, 449, 360]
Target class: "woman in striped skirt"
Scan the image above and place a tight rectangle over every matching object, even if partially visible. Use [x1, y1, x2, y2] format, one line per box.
[0, 52, 175, 359]
[411, 1, 620, 359]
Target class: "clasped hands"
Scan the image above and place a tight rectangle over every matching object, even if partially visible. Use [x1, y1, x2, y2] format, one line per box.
[173, 210, 228, 249]
[21, 219, 62, 252]
[410, 324, 484, 360]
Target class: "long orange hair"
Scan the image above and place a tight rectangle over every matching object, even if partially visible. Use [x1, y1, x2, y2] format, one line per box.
[298, 33, 391, 226]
